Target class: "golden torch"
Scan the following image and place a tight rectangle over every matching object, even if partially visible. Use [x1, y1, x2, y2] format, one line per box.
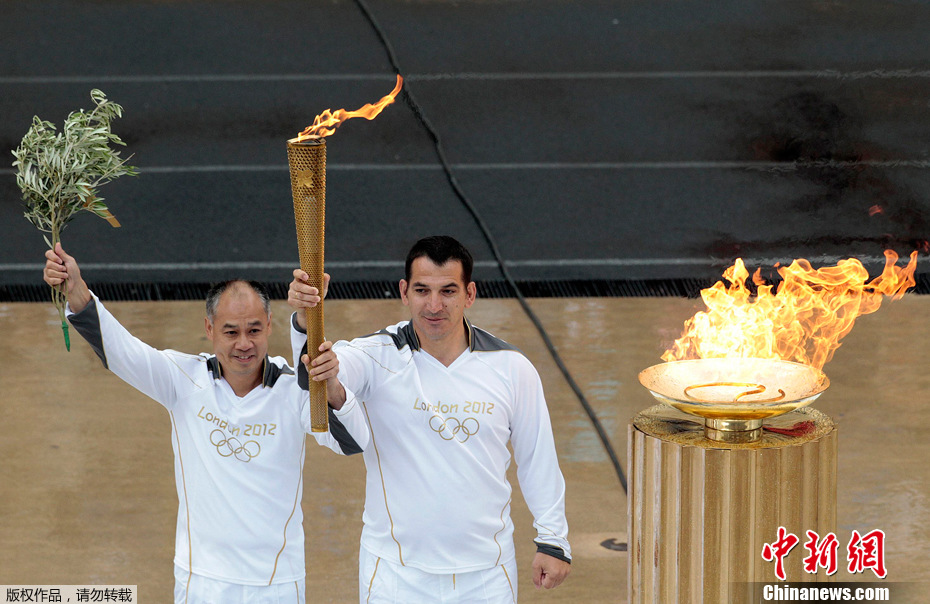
[287, 75, 403, 432]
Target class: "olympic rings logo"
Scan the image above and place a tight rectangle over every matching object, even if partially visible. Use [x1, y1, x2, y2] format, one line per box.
[428, 415, 480, 443]
[210, 429, 261, 462]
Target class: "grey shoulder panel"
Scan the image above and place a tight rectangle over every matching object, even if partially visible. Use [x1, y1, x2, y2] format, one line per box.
[469, 325, 521, 354]
[263, 357, 294, 387]
[366, 322, 419, 352]
[206, 356, 222, 381]
[67, 297, 108, 369]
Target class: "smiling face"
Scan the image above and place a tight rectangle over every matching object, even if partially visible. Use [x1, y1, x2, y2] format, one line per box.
[400, 257, 476, 355]
[204, 282, 272, 390]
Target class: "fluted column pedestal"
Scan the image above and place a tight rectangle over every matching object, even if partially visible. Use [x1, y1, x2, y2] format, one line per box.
[628, 404, 837, 603]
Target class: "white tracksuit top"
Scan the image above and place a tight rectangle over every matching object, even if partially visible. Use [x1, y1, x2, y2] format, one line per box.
[293, 316, 571, 574]
[67, 294, 369, 586]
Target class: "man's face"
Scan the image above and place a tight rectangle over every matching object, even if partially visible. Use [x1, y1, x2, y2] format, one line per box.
[205, 284, 271, 382]
[400, 257, 476, 345]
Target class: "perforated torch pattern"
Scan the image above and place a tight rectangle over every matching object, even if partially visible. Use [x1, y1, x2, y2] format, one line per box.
[287, 138, 328, 432]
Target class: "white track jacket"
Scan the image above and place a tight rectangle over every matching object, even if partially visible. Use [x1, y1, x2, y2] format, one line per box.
[68, 294, 369, 585]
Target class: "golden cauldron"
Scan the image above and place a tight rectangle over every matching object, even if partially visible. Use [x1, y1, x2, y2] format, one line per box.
[638, 357, 829, 443]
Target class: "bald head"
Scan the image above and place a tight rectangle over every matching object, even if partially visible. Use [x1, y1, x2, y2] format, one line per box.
[205, 280, 270, 322]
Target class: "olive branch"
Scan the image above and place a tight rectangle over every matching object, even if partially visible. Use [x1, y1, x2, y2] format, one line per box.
[11, 89, 138, 350]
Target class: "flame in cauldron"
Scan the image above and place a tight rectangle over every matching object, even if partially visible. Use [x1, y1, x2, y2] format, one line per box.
[662, 250, 918, 370]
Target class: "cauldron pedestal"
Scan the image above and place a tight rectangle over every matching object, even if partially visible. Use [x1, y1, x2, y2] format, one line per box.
[627, 404, 837, 602]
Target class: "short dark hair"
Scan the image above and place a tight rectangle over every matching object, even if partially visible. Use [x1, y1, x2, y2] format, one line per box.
[405, 236, 474, 284]
[205, 280, 271, 321]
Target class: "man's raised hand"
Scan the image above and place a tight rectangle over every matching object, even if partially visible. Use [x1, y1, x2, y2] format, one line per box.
[287, 269, 330, 330]
[43, 243, 91, 313]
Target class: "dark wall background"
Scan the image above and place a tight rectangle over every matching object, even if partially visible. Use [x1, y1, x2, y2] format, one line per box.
[2, 0, 929, 294]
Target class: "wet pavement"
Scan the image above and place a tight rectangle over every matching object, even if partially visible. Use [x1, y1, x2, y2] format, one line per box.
[2, 294, 927, 601]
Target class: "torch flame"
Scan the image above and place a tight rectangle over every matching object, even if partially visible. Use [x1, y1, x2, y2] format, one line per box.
[294, 75, 403, 142]
[662, 250, 919, 370]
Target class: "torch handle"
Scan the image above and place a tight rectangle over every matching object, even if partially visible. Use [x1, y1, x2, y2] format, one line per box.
[297, 249, 328, 435]
[303, 289, 328, 433]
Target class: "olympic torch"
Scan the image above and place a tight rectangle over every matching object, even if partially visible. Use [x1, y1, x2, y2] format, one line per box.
[287, 137, 329, 431]
[287, 75, 403, 432]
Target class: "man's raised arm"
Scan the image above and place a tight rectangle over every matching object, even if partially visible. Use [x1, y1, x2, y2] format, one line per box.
[288, 269, 368, 453]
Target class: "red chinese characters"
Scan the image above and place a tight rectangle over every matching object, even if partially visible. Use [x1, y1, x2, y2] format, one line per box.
[802, 530, 839, 575]
[762, 527, 887, 581]
[762, 526, 800, 581]
[847, 529, 887, 578]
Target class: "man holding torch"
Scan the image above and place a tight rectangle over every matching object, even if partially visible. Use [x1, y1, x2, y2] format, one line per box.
[288, 235, 571, 603]
[43, 243, 369, 604]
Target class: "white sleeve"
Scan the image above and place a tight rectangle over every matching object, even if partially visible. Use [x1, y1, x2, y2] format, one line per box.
[509, 357, 572, 560]
[290, 312, 370, 454]
[331, 340, 376, 403]
[66, 292, 185, 409]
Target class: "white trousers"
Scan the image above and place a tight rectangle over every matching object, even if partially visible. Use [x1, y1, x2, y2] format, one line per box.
[174, 565, 306, 604]
[358, 547, 518, 604]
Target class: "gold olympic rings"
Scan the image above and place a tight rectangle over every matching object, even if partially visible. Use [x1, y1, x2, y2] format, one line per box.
[428, 415, 480, 443]
[683, 382, 787, 403]
[210, 429, 261, 462]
